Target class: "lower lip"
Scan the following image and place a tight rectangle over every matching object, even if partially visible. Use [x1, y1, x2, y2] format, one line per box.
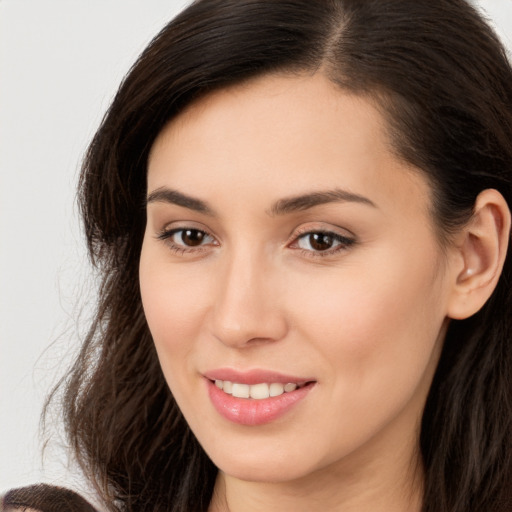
[206, 379, 314, 426]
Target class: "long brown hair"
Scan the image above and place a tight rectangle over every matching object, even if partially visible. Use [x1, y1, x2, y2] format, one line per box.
[49, 1, 512, 511]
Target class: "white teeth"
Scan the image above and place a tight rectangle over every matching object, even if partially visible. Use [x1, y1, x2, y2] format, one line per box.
[232, 383, 250, 398]
[269, 382, 284, 397]
[214, 380, 303, 400]
[250, 383, 270, 399]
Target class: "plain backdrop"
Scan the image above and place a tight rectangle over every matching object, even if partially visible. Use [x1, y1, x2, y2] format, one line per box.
[1, 0, 511, 497]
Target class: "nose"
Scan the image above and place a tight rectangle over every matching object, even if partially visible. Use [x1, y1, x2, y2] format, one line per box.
[209, 248, 288, 348]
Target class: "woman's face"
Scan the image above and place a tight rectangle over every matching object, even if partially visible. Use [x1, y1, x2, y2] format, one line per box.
[140, 73, 455, 484]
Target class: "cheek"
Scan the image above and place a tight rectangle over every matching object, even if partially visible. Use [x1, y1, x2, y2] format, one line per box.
[140, 269, 201, 342]
[286, 242, 446, 390]
[278, 249, 447, 457]
[139, 243, 211, 382]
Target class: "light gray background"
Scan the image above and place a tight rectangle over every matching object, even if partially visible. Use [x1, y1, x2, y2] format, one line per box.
[1, 0, 511, 496]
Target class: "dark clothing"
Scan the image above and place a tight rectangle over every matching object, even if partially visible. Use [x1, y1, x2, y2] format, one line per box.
[1, 484, 97, 512]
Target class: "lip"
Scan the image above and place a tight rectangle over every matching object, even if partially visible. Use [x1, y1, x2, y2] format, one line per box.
[203, 368, 315, 385]
[203, 368, 316, 426]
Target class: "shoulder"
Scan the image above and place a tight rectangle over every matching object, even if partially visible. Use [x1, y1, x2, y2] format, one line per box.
[1, 484, 98, 512]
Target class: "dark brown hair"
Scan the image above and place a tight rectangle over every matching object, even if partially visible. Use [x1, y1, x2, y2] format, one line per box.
[50, 1, 512, 511]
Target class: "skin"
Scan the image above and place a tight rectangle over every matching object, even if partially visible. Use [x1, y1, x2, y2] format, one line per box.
[139, 73, 506, 511]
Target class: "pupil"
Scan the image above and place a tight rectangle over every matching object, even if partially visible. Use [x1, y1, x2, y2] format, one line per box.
[310, 233, 333, 251]
[182, 229, 204, 246]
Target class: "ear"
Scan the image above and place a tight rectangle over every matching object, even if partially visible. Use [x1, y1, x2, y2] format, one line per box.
[447, 189, 511, 320]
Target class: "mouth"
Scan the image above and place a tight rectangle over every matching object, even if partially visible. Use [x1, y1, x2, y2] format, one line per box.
[204, 370, 316, 426]
[211, 379, 313, 400]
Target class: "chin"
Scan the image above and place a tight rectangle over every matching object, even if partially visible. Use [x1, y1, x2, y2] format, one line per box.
[207, 445, 320, 484]
[218, 462, 309, 484]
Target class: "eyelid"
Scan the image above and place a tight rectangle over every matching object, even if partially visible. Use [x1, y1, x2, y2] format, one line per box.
[288, 222, 357, 243]
[159, 227, 215, 244]
[155, 223, 219, 255]
[287, 224, 357, 257]
[156, 219, 217, 239]
[291, 223, 356, 239]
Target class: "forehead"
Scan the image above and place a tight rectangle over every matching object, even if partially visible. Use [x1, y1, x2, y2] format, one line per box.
[150, 72, 388, 165]
[147, 72, 430, 220]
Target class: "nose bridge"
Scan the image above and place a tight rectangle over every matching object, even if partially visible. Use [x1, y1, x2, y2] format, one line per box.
[210, 242, 286, 347]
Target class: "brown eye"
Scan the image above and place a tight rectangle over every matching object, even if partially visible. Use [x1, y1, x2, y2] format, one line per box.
[295, 231, 354, 254]
[180, 229, 206, 246]
[307, 233, 334, 251]
[160, 228, 215, 249]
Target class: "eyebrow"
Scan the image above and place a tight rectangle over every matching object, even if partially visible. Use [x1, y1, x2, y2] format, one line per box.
[146, 186, 377, 216]
[146, 187, 215, 215]
[268, 189, 377, 216]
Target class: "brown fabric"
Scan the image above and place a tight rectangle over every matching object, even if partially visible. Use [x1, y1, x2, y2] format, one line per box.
[2, 484, 97, 512]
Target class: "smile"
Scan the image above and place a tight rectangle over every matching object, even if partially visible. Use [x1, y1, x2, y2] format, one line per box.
[205, 371, 316, 425]
[214, 380, 305, 399]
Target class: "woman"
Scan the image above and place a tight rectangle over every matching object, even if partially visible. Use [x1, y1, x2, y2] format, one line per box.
[4, 0, 512, 511]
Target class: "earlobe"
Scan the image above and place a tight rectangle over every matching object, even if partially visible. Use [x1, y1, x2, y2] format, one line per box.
[447, 189, 511, 320]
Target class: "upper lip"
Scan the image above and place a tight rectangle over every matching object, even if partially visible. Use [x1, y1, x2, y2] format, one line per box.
[203, 368, 316, 385]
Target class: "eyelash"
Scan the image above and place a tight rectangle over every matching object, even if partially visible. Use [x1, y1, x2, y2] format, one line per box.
[290, 228, 356, 259]
[156, 227, 356, 258]
[156, 227, 217, 255]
